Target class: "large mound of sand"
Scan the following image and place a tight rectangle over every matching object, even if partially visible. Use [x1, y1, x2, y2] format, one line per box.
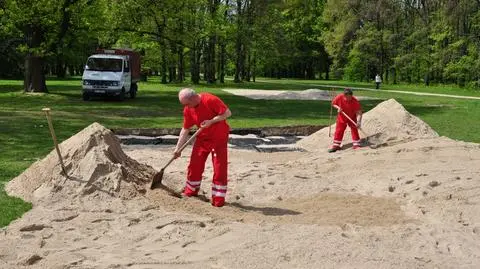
[6, 122, 156, 204]
[297, 98, 438, 150]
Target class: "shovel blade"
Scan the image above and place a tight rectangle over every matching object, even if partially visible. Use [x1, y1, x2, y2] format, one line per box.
[150, 169, 165, 189]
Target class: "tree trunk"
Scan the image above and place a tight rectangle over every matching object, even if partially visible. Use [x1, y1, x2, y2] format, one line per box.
[325, 59, 330, 80]
[205, 0, 219, 84]
[234, 39, 243, 83]
[177, 47, 185, 82]
[206, 35, 216, 83]
[245, 51, 251, 82]
[203, 51, 208, 82]
[234, 0, 244, 83]
[218, 0, 228, 84]
[190, 41, 201, 84]
[161, 44, 168, 84]
[252, 50, 256, 82]
[56, 55, 66, 78]
[392, 67, 397, 84]
[24, 55, 47, 93]
[169, 66, 175, 82]
[218, 40, 226, 83]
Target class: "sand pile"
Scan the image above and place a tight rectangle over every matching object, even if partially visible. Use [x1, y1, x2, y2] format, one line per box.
[297, 98, 438, 150]
[223, 88, 376, 100]
[6, 122, 156, 204]
[274, 89, 331, 100]
[1, 99, 480, 268]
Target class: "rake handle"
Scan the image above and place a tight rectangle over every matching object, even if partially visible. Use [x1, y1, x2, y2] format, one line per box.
[340, 111, 368, 138]
[328, 89, 335, 137]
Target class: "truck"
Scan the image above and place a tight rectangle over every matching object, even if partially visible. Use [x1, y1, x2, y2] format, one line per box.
[81, 48, 141, 101]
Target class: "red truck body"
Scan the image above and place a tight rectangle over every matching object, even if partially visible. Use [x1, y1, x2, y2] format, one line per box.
[96, 48, 141, 82]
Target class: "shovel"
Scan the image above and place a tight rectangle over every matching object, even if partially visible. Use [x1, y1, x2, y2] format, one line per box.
[150, 127, 203, 189]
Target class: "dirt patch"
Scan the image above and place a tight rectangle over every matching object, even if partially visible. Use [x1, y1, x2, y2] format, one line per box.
[222, 88, 376, 100]
[146, 191, 409, 226]
[112, 125, 324, 137]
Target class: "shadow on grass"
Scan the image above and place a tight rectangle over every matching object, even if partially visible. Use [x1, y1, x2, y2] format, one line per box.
[0, 84, 23, 93]
[402, 104, 445, 117]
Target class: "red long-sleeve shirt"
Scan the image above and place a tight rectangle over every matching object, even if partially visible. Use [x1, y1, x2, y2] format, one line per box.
[332, 94, 361, 123]
[183, 93, 230, 140]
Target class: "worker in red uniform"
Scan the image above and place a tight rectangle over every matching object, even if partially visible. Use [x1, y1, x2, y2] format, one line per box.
[174, 88, 232, 207]
[328, 88, 363, 153]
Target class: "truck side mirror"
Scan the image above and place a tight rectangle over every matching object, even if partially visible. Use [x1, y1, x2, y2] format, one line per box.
[124, 62, 129, 72]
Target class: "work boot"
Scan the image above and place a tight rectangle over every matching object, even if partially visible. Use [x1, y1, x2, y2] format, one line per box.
[352, 145, 361, 150]
[182, 187, 198, 197]
[328, 146, 340, 153]
[211, 196, 225, 207]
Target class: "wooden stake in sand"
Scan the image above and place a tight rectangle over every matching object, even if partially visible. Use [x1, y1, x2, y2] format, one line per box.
[42, 108, 68, 177]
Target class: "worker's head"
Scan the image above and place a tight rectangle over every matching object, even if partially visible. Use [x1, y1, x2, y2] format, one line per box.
[179, 88, 200, 107]
[344, 88, 353, 100]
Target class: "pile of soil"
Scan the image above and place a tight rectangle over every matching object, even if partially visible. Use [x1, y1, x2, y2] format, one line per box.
[6, 123, 156, 205]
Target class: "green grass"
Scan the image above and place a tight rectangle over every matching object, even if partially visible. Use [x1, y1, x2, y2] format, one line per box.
[250, 77, 480, 97]
[1, 76, 479, 227]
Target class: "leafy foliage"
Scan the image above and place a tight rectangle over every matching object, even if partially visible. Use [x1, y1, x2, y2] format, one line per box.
[1, 0, 480, 88]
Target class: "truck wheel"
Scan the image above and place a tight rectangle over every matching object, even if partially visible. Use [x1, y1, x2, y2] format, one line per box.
[119, 88, 125, 101]
[130, 84, 137, 99]
[82, 92, 90, 101]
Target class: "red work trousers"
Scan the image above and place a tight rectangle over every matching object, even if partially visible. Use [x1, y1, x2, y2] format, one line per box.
[186, 139, 228, 201]
[332, 120, 361, 148]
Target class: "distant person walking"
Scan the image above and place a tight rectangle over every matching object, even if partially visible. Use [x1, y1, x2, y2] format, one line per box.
[375, 74, 382, 89]
[328, 88, 363, 153]
[174, 88, 232, 207]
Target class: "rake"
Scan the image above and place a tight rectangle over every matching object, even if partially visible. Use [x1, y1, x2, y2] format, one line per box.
[340, 111, 372, 146]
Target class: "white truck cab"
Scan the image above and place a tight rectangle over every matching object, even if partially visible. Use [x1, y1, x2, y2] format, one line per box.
[82, 49, 140, 101]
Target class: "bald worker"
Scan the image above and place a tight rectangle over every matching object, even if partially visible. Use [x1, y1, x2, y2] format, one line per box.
[174, 88, 232, 207]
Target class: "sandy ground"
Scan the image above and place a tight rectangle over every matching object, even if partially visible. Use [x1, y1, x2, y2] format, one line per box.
[222, 88, 377, 100]
[1, 99, 480, 269]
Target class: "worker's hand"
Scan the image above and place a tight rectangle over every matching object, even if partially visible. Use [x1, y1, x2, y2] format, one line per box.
[173, 150, 181, 159]
[356, 121, 362, 128]
[334, 106, 342, 113]
[200, 120, 214, 128]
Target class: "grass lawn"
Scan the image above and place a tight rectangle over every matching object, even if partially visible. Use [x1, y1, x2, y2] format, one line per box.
[1, 77, 479, 227]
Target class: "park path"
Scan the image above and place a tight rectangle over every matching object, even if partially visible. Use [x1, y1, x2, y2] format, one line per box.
[254, 79, 480, 100]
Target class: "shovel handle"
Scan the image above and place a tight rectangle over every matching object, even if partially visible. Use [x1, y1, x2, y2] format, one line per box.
[178, 127, 203, 153]
[161, 127, 203, 170]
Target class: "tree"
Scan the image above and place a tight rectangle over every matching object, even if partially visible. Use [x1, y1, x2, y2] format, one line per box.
[2, 0, 105, 92]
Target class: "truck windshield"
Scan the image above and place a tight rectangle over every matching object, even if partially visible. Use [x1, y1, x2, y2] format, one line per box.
[85, 58, 123, 72]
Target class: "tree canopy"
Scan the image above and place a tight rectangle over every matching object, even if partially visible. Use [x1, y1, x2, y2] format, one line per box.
[1, 0, 480, 91]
